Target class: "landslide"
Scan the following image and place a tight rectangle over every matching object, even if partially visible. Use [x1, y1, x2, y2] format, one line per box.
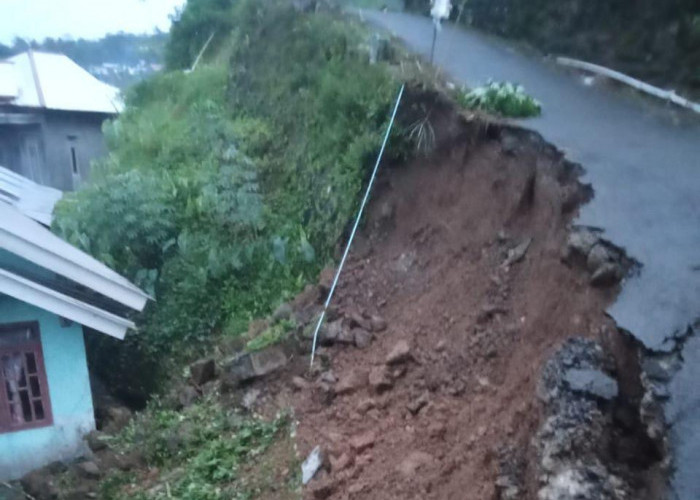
[250, 93, 650, 499]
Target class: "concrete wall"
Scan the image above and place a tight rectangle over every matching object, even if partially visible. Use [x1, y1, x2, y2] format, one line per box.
[0, 295, 95, 480]
[0, 109, 111, 191]
[42, 110, 111, 190]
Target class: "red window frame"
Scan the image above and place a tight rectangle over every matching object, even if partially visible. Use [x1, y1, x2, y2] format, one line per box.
[0, 321, 53, 433]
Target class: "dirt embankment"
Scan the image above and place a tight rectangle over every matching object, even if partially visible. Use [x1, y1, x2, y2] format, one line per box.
[238, 92, 665, 499]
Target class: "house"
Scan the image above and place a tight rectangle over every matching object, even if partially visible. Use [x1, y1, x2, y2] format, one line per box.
[0, 196, 148, 480]
[0, 50, 122, 191]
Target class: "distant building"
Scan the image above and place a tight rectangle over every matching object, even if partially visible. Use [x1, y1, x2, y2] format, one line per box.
[0, 50, 122, 191]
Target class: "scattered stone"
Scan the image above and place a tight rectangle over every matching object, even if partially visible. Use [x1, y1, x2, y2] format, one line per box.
[435, 340, 446, 352]
[357, 398, 376, 413]
[477, 303, 507, 323]
[272, 302, 294, 322]
[200, 380, 220, 397]
[85, 430, 108, 452]
[369, 315, 388, 332]
[586, 244, 611, 273]
[222, 345, 288, 387]
[590, 263, 622, 287]
[309, 480, 336, 500]
[189, 358, 216, 386]
[642, 354, 681, 382]
[348, 311, 371, 331]
[322, 320, 345, 345]
[21, 467, 60, 500]
[103, 406, 132, 433]
[396, 451, 435, 477]
[406, 392, 429, 415]
[302, 446, 327, 484]
[386, 340, 412, 365]
[503, 238, 532, 267]
[178, 385, 200, 408]
[241, 388, 261, 410]
[292, 376, 312, 391]
[74, 461, 101, 480]
[349, 431, 376, 453]
[320, 370, 337, 384]
[330, 452, 354, 472]
[566, 229, 598, 257]
[369, 366, 393, 393]
[336, 369, 368, 395]
[319, 266, 336, 293]
[292, 284, 321, 309]
[564, 368, 618, 400]
[336, 324, 356, 345]
[353, 328, 373, 349]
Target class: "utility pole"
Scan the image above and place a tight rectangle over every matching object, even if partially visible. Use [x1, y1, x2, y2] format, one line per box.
[430, 0, 452, 64]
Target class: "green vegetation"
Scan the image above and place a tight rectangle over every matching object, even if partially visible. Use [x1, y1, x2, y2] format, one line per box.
[98, 397, 293, 499]
[53, 0, 405, 398]
[457, 81, 541, 118]
[246, 320, 296, 352]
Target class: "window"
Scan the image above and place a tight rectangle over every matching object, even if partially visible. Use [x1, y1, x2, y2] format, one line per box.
[67, 136, 79, 176]
[70, 145, 78, 174]
[0, 322, 53, 433]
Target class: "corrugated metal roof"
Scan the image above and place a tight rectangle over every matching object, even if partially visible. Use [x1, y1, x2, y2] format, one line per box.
[0, 166, 63, 226]
[0, 200, 150, 339]
[0, 201, 150, 313]
[1, 50, 123, 114]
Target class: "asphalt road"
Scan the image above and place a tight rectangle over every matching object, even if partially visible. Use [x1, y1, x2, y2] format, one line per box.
[362, 10, 700, 499]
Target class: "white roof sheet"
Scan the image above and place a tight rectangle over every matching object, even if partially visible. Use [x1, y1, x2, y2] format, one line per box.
[0, 166, 63, 226]
[1, 50, 123, 114]
[0, 201, 149, 312]
[0, 61, 19, 100]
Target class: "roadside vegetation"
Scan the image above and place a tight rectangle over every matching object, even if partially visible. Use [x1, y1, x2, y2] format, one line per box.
[53, 0, 405, 400]
[457, 81, 541, 118]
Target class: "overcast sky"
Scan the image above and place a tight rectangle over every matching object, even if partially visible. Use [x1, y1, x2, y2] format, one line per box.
[0, 0, 186, 44]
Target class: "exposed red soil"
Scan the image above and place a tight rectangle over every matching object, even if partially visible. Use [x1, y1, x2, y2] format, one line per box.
[253, 109, 622, 499]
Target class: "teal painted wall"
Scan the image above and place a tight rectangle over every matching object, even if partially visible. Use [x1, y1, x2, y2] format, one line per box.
[0, 294, 95, 480]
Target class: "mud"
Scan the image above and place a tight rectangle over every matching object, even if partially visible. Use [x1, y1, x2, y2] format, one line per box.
[231, 90, 673, 499]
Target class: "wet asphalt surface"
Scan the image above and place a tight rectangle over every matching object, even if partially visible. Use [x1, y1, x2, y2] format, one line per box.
[362, 10, 700, 499]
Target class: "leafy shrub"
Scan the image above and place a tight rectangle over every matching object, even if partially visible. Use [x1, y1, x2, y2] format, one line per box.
[165, 0, 236, 70]
[54, 0, 406, 397]
[103, 398, 287, 499]
[457, 81, 541, 117]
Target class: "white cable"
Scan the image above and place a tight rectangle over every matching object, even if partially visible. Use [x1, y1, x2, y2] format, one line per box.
[309, 83, 405, 367]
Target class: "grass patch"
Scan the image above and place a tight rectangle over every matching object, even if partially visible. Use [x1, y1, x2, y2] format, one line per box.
[456, 81, 541, 117]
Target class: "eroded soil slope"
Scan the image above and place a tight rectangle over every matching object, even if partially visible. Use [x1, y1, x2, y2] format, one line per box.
[258, 107, 621, 499]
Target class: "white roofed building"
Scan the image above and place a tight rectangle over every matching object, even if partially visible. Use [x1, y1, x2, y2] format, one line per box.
[0, 50, 122, 191]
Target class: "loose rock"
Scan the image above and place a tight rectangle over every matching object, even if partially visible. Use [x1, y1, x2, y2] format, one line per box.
[386, 340, 412, 365]
[587, 244, 611, 273]
[353, 328, 372, 349]
[336, 369, 368, 395]
[590, 263, 622, 287]
[369, 366, 394, 393]
[370, 315, 388, 332]
[74, 461, 101, 480]
[563, 368, 618, 401]
[396, 451, 435, 477]
[189, 358, 216, 386]
[349, 431, 376, 453]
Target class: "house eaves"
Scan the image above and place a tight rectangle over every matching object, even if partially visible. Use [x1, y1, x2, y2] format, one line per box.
[0, 268, 134, 340]
[0, 166, 63, 226]
[0, 202, 150, 312]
